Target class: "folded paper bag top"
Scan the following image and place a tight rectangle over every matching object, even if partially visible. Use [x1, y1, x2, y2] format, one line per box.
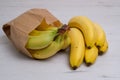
[2, 8, 62, 57]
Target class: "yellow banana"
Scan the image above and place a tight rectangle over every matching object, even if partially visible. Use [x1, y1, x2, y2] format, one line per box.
[28, 34, 64, 59]
[36, 18, 51, 31]
[68, 28, 85, 70]
[29, 26, 58, 36]
[68, 16, 96, 48]
[99, 39, 108, 55]
[94, 23, 106, 48]
[26, 28, 58, 50]
[29, 29, 56, 36]
[36, 18, 61, 31]
[85, 45, 98, 66]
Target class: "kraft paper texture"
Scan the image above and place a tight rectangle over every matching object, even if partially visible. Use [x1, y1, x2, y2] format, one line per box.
[2, 8, 62, 57]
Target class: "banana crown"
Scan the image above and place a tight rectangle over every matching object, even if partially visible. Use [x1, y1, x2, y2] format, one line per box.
[53, 25, 70, 49]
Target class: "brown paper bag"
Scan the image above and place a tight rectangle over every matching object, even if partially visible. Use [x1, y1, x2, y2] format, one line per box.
[2, 8, 62, 57]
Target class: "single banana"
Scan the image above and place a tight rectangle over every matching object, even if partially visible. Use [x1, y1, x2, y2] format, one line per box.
[29, 27, 58, 36]
[26, 28, 58, 50]
[85, 45, 98, 66]
[68, 28, 85, 70]
[99, 39, 108, 55]
[29, 29, 54, 36]
[68, 16, 96, 48]
[28, 34, 64, 59]
[94, 23, 106, 48]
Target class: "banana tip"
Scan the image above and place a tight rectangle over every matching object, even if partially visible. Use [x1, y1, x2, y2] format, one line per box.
[72, 66, 78, 70]
[87, 46, 91, 49]
[86, 63, 92, 66]
[99, 51, 104, 55]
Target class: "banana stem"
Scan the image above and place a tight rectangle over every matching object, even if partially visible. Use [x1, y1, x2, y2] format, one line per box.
[58, 24, 70, 34]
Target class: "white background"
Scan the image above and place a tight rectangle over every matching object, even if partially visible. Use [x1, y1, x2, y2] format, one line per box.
[0, 0, 120, 80]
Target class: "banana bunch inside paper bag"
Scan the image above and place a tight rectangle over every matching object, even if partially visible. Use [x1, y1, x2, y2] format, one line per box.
[3, 9, 108, 70]
[26, 16, 108, 70]
[26, 19, 70, 59]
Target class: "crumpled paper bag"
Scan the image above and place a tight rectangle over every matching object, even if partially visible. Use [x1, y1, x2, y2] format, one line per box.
[2, 8, 62, 57]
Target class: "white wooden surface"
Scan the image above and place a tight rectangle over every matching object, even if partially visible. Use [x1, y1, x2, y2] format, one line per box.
[0, 0, 120, 80]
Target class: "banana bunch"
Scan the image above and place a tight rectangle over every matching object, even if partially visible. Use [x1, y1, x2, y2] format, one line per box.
[25, 16, 108, 70]
[68, 16, 108, 70]
[26, 23, 70, 59]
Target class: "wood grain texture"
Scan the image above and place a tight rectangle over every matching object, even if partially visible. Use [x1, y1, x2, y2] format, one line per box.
[0, 0, 120, 80]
